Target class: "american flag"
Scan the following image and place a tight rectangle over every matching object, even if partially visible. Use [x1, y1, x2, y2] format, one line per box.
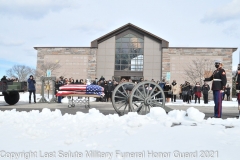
[56, 84, 104, 96]
[86, 85, 103, 95]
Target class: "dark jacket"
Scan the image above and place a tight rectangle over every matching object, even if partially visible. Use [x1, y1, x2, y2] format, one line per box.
[226, 87, 231, 95]
[106, 82, 114, 92]
[182, 84, 191, 92]
[193, 85, 201, 93]
[159, 82, 165, 89]
[28, 78, 36, 91]
[204, 68, 227, 90]
[202, 84, 210, 94]
[182, 83, 191, 95]
[163, 84, 172, 92]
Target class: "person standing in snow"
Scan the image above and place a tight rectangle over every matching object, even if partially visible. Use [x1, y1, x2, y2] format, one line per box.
[171, 80, 179, 102]
[106, 80, 115, 102]
[28, 75, 36, 103]
[163, 81, 172, 103]
[204, 60, 227, 118]
[235, 64, 240, 115]
[181, 81, 190, 103]
[225, 84, 231, 101]
[202, 82, 210, 104]
[193, 82, 201, 104]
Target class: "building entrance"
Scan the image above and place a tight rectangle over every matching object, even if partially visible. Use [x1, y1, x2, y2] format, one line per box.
[113, 76, 143, 83]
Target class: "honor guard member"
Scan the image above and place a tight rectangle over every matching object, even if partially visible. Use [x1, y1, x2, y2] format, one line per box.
[235, 64, 240, 91]
[234, 64, 240, 114]
[204, 60, 227, 118]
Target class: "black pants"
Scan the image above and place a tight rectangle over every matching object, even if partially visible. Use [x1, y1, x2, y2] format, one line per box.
[171, 95, 176, 102]
[188, 96, 191, 102]
[29, 90, 36, 103]
[179, 93, 182, 99]
[226, 94, 230, 101]
[106, 92, 112, 102]
[183, 95, 188, 102]
[195, 96, 200, 103]
[203, 94, 208, 104]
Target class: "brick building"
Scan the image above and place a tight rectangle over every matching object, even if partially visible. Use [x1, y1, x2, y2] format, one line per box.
[34, 23, 237, 91]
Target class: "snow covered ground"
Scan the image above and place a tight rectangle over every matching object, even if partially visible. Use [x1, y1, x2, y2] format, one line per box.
[0, 93, 240, 160]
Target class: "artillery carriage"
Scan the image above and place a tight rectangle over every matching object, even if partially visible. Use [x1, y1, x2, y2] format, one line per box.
[111, 81, 165, 115]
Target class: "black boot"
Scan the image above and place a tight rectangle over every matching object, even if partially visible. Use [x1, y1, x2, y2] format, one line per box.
[29, 98, 31, 104]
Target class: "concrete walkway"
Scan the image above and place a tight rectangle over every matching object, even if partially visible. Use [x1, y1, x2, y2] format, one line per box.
[0, 101, 239, 119]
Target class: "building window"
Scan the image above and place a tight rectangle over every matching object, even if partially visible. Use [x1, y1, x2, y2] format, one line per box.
[115, 34, 143, 71]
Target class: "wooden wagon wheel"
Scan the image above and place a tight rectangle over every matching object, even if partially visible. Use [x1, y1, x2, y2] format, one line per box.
[129, 81, 165, 115]
[112, 82, 135, 116]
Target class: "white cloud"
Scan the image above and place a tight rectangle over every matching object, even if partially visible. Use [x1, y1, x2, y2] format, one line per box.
[0, 0, 81, 19]
[201, 0, 240, 23]
[0, 40, 25, 46]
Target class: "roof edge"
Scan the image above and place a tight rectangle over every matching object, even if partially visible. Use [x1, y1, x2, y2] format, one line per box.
[34, 47, 97, 50]
[163, 47, 238, 53]
[91, 23, 169, 47]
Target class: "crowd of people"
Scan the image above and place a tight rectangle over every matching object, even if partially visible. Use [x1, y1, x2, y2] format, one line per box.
[160, 80, 231, 104]
[0, 76, 19, 82]
[53, 75, 231, 105]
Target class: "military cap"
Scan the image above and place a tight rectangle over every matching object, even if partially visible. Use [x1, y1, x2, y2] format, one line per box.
[215, 60, 222, 64]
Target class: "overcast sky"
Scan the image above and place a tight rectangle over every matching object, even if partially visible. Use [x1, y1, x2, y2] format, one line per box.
[0, 0, 240, 78]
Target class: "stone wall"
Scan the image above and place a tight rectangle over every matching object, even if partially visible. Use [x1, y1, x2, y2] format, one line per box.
[162, 47, 235, 99]
[143, 36, 162, 81]
[96, 37, 115, 80]
[35, 47, 97, 93]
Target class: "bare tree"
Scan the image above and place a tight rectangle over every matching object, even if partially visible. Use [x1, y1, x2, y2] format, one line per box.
[184, 58, 215, 86]
[6, 65, 35, 81]
[36, 60, 61, 77]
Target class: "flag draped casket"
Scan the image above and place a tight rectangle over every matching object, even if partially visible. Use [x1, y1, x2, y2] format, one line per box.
[56, 84, 104, 96]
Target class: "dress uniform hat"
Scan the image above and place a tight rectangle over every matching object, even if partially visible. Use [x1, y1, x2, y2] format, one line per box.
[214, 60, 222, 64]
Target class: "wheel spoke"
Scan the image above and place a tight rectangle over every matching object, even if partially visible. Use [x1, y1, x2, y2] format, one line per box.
[134, 103, 143, 112]
[123, 104, 128, 114]
[153, 98, 164, 101]
[114, 95, 125, 99]
[144, 105, 147, 114]
[149, 104, 155, 109]
[132, 102, 139, 107]
[147, 105, 151, 112]
[141, 84, 146, 97]
[115, 100, 126, 104]
[149, 85, 157, 97]
[136, 88, 145, 99]
[121, 85, 129, 97]
[147, 83, 150, 96]
[133, 95, 144, 101]
[117, 103, 126, 110]
[151, 91, 161, 98]
[117, 90, 127, 97]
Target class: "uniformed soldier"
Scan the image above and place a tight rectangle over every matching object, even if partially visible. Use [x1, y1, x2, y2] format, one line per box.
[234, 64, 240, 114]
[204, 60, 227, 118]
[235, 64, 240, 91]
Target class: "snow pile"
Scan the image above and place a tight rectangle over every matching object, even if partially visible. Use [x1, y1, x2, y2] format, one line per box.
[187, 107, 205, 122]
[0, 107, 240, 160]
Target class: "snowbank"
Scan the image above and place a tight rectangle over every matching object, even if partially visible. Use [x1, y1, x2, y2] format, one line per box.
[0, 107, 240, 160]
